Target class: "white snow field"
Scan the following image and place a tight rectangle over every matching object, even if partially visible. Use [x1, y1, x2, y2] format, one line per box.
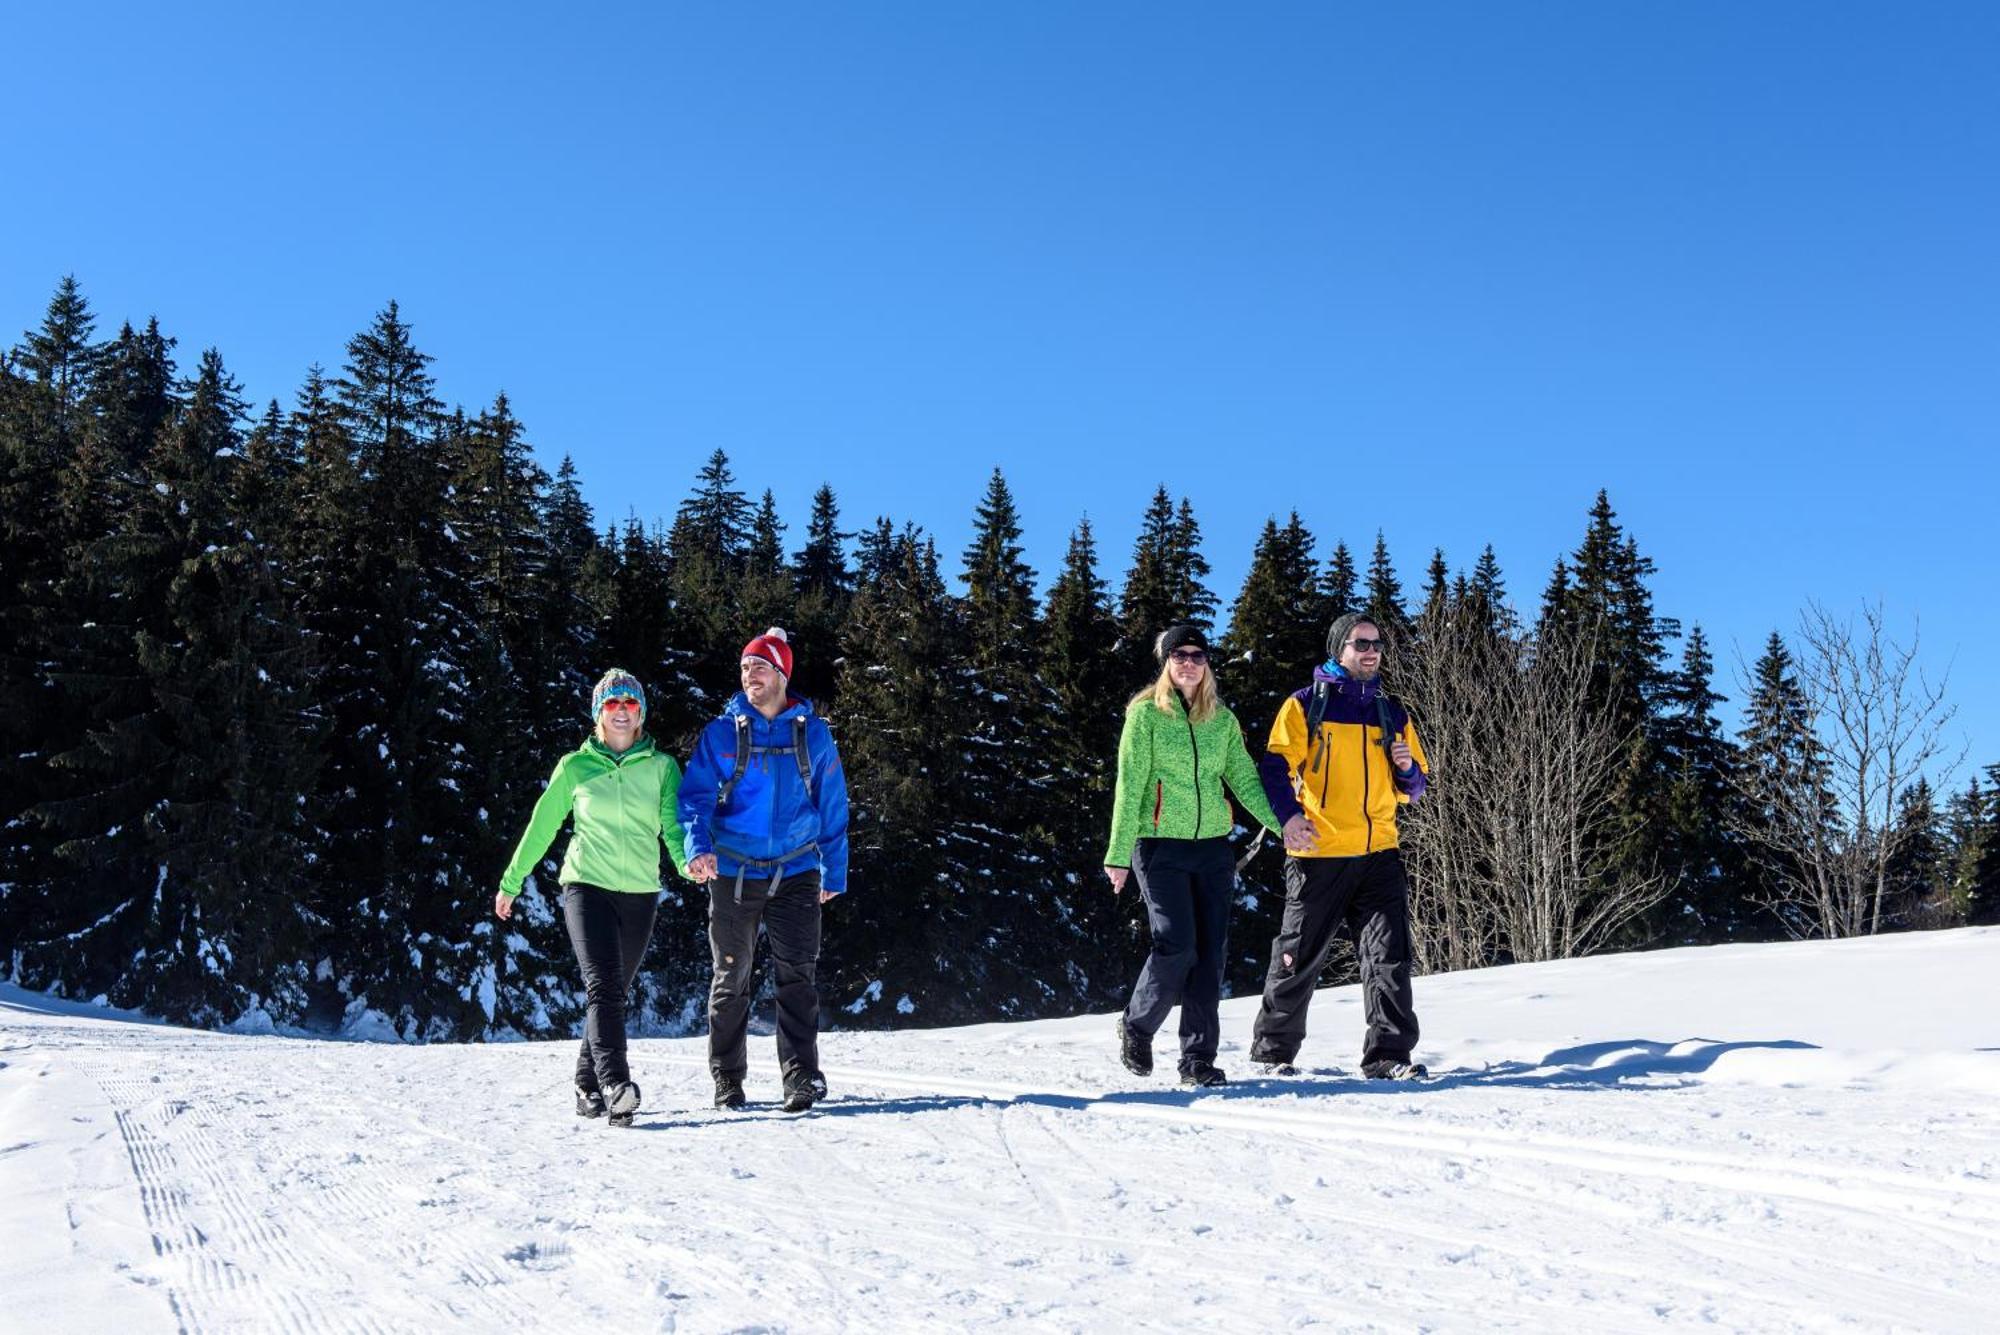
[4, 929, 1999, 1334]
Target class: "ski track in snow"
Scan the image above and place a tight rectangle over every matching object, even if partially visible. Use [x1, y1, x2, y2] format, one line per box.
[5, 930, 2000, 1332]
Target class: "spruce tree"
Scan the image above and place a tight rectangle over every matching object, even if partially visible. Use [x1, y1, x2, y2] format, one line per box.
[1363, 531, 1409, 644]
[0, 281, 117, 983]
[1039, 516, 1130, 1008]
[1885, 779, 1945, 927]
[1220, 513, 1320, 733]
[1420, 548, 1451, 624]
[1552, 492, 1679, 934]
[320, 302, 486, 1037]
[1538, 558, 1571, 633]
[668, 451, 754, 709]
[1169, 498, 1219, 628]
[953, 469, 1071, 1005]
[1653, 624, 1747, 942]
[446, 394, 583, 1034]
[535, 453, 610, 743]
[788, 483, 851, 706]
[738, 489, 797, 647]
[1970, 764, 2000, 926]
[831, 525, 992, 1021]
[1217, 512, 1321, 987]
[1932, 777, 1981, 925]
[854, 515, 901, 588]
[36, 351, 321, 1022]
[1737, 631, 1834, 936]
[1320, 539, 1359, 622]
[1117, 487, 1214, 687]
[1467, 543, 1512, 636]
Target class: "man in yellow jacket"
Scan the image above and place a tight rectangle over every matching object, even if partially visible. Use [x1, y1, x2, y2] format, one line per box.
[1251, 613, 1432, 1079]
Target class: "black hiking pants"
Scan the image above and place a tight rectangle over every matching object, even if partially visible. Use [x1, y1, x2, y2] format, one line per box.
[707, 871, 823, 1082]
[1250, 848, 1418, 1068]
[1123, 836, 1234, 1070]
[561, 882, 659, 1091]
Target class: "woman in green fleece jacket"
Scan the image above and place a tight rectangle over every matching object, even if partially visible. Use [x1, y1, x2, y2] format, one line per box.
[1104, 625, 1309, 1086]
[497, 668, 690, 1126]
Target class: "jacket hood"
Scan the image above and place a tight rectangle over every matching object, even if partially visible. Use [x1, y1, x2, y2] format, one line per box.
[1313, 663, 1382, 702]
[723, 692, 816, 723]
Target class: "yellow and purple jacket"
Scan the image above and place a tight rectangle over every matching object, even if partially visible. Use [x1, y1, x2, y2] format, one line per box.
[1257, 666, 1429, 858]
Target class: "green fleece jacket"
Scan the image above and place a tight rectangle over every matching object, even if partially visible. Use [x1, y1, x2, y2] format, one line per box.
[499, 736, 690, 898]
[1103, 692, 1284, 868]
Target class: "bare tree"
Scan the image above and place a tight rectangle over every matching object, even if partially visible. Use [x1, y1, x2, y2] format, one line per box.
[1733, 602, 1959, 938]
[1395, 601, 1504, 974]
[1399, 605, 1668, 967]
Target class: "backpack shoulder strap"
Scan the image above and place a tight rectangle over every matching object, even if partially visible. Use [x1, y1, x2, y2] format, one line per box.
[717, 714, 752, 809]
[1304, 681, 1331, 774]
[792, 715, 813, 796]
[1376, 692, 1402, 767]
[1305, 680, 1331, 734]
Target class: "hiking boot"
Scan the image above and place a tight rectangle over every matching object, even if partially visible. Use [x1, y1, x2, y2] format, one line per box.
[1116, 1016, 1153, 1076]
[782, 1067, 827, 1113]
[1180, 1060, 1229, 1088]
[1257, 1060, 1299, 1077]
[575, 1086, 607, 1118]
[714, 1075, 747, 1110]
[604, 1080, 642, 1125]
[1361, 1058, 1429, 1081]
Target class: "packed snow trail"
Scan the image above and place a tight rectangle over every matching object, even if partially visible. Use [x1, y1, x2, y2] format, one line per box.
[5, 930, 1999, 1332]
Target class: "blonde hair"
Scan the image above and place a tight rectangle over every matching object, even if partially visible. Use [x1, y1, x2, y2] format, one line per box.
[1130, 659, 1221, 724]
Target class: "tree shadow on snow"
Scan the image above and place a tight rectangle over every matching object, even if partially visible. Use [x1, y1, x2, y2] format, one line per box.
[1341, 1037, 1823, 1095]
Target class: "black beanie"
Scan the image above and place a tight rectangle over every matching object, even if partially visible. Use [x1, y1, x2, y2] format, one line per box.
[1324, 612, 1376, 660]
[1155, 623, 1210, 663]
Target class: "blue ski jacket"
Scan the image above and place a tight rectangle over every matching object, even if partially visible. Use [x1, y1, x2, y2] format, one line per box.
[680, 693, 850, 894]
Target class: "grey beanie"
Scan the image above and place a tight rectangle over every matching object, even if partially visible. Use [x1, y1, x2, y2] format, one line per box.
[1324, 612, 1377, 660]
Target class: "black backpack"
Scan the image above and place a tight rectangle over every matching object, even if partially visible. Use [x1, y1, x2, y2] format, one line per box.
[716, 713, 813, 811]
[1303, 680, 1401, 776]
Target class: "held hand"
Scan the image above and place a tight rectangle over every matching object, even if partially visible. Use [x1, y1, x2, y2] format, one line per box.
[819, 888, 837, 904]
[493, 891, 514, 920]
[1281, 813, 1317, 853]
[1104, 866, 1129, 895]
[689, 853, 719, 883]
[1390, 740, 1414, 774]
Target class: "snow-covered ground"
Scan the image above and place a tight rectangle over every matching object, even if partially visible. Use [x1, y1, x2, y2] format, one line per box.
[5, 930, 1999, 1333]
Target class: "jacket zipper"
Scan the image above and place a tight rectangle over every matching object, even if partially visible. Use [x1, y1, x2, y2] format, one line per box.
[1361, 727, 1374, 852]
[1153, 780, 1163, 830]
[1184, 706, 1203, 835]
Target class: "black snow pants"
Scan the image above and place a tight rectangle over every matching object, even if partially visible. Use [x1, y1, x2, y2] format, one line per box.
[1123, 836, 1235, 1070]
[707, 871, 823, 1081]
[1249, 848, 1419, 1068]
[561, 882, 660, 1091]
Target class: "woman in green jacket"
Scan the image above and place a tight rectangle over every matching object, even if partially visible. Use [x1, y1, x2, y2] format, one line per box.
[1104, 625, 1307, 1086]
[497, 669, 690, 1126]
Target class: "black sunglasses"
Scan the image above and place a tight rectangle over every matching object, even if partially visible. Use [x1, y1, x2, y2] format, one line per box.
[1345, 637, 1388, 654]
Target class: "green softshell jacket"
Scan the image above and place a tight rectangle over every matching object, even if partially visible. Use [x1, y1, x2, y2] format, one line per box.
[499, 736, 690, 898]
[1103, 693, 1284, 868]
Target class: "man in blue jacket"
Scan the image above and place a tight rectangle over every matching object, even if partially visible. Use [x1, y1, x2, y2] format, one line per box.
[682, 627, 850, 1113]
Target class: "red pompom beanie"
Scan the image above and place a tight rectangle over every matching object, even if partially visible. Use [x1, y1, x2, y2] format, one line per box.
[741, 626, 794, 680]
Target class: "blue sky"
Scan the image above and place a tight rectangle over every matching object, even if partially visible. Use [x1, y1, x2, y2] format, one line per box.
[5, 3, 1995, 772]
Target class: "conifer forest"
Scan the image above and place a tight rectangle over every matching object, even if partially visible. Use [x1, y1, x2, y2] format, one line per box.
[3, 280, 1995, 1039]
